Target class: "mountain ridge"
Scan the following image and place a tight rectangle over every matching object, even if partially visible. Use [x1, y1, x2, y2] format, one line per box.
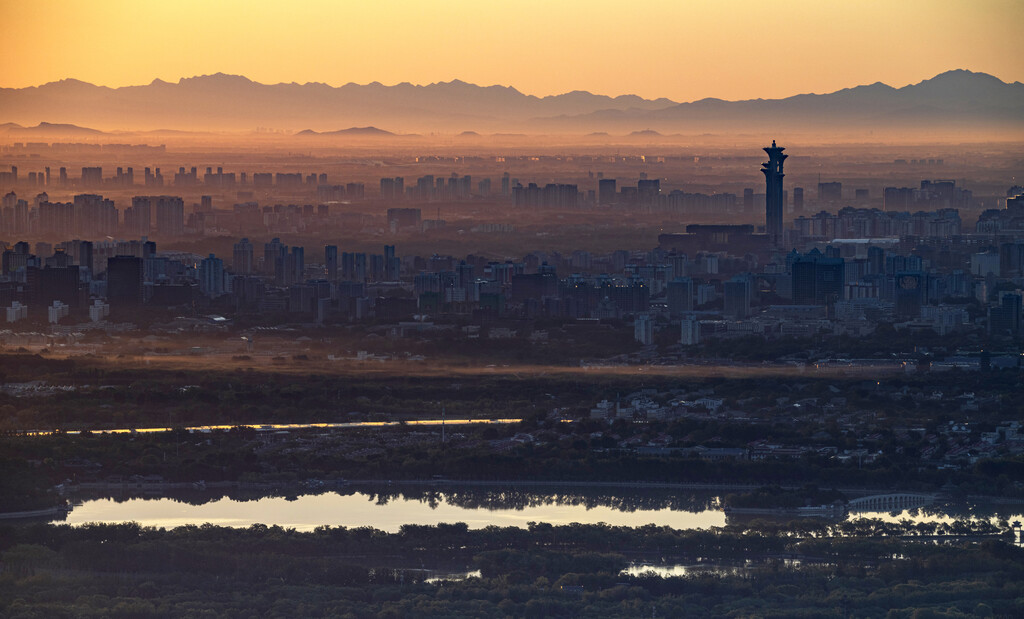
[0, 70, 1020, 134]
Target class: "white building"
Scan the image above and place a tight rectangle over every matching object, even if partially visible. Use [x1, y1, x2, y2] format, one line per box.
[88, 299, 110, 322]
[634, 313, 653, 345]
[47, 301, 69, 324]
[6, 302, 28, 323]
[681, 316, 700, 345]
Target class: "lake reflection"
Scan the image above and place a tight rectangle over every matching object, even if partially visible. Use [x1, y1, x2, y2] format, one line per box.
[622, 563, 747, 578]
[62, 489, 728, 532]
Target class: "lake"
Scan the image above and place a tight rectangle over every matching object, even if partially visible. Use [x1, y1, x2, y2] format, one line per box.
[54, 485, 1023, 533]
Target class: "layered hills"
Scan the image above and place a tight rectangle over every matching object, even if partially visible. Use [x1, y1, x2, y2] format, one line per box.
[0, 70, 1020, 136]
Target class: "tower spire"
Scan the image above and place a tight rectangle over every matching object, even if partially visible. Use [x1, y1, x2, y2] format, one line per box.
[762, 141, 787, 248]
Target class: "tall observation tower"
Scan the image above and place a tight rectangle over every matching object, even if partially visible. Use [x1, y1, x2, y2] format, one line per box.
[761, 140, 787, 247]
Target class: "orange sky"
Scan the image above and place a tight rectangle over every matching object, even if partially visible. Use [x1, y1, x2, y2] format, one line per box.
[1, 0, 1020, 101]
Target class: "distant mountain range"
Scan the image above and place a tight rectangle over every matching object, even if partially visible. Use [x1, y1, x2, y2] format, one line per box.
[0, 70, 1021, 135]
[0, 121, 104, 136]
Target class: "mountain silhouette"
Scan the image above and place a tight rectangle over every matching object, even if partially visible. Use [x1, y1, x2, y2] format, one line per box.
[0, 70, 1019, 134]
[296, 126, 395, 136]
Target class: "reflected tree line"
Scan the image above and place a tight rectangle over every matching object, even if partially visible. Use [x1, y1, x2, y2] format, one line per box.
[63, 483, 1023, 525]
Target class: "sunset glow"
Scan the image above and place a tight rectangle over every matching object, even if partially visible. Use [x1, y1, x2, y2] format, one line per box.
[1, 0, 1020, 100]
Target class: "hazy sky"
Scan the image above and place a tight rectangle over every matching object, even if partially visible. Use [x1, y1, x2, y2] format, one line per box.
[1, 0, 1020, 101]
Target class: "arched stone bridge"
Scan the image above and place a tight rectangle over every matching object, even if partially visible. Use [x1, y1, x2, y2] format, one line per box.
[848, 493, 937, 512]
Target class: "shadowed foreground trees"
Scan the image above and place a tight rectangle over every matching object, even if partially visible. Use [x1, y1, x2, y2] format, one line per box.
[0, 522, 1021, 617]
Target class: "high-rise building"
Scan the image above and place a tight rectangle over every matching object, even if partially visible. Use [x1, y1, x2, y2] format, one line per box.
[634, 313, 654, 345]
[325, 245, 338, 280]
[289, 246, 305, 284]
[153, 196, 184, 237]
[233, 238, 254, 274]
[81, 167, 102, 188]
[723, 276, 752, 319]
[264, 238, 286, 276]
[199, 254, 225, 297]
[598, 178, 617, 206]
[106, 255, 144, 308]
[988, 291, 1022, 338]
[384, 245, 397, 281]
[792, 249, 844, 306]
[818, 181, 842, 203]
[793, 187, 804, 212]
[126, 196, 152, 236]
[666, 277, 693, 316]
[761, 141, 787, 247]
[680, 315, 700, 345]
[895, 272, 926, 318]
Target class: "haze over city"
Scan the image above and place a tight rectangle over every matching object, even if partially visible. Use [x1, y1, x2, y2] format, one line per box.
[1, 1, 1023, 617]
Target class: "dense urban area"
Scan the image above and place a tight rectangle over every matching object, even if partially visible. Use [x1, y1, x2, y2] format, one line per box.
[1, 135, 1023, 618]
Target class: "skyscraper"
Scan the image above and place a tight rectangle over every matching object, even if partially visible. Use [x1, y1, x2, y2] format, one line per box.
[598, 178, 617, 206]
[666, 277, 693, 316]
[233, 238, 254, 275]
[106, 255, 144, 308]
[791, 249, 844, 306]
[762, 140, 787, 247]
[199, 254, 225, 297]
[723, 276, 752, 319]
[325, 245, 338, 280]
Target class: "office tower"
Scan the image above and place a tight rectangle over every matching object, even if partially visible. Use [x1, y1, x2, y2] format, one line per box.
[233, 238, 254, 274]
[384, 245, 397, 280]
[106, 255, 144, 308]
[1, 191, 16, 235]
[290, 246, 304, 284]
[325, 245, 338, 280]
[792, 249, 844, 306]
[78, 240, 94, 274]
[666, 277, 694, 316]
[637, 179, 660, 206]
[867, 246, 885, 275]
[793, 187, 804, 212]
[598, 179, 617, 206]
[761, 140, 787, 247]
[895, 272, 925, 318]
[723, 276, 751, 319]
[988, 291, 1022, 337]
[31, 264, 80, 314]
[199, 254, 225, 297]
